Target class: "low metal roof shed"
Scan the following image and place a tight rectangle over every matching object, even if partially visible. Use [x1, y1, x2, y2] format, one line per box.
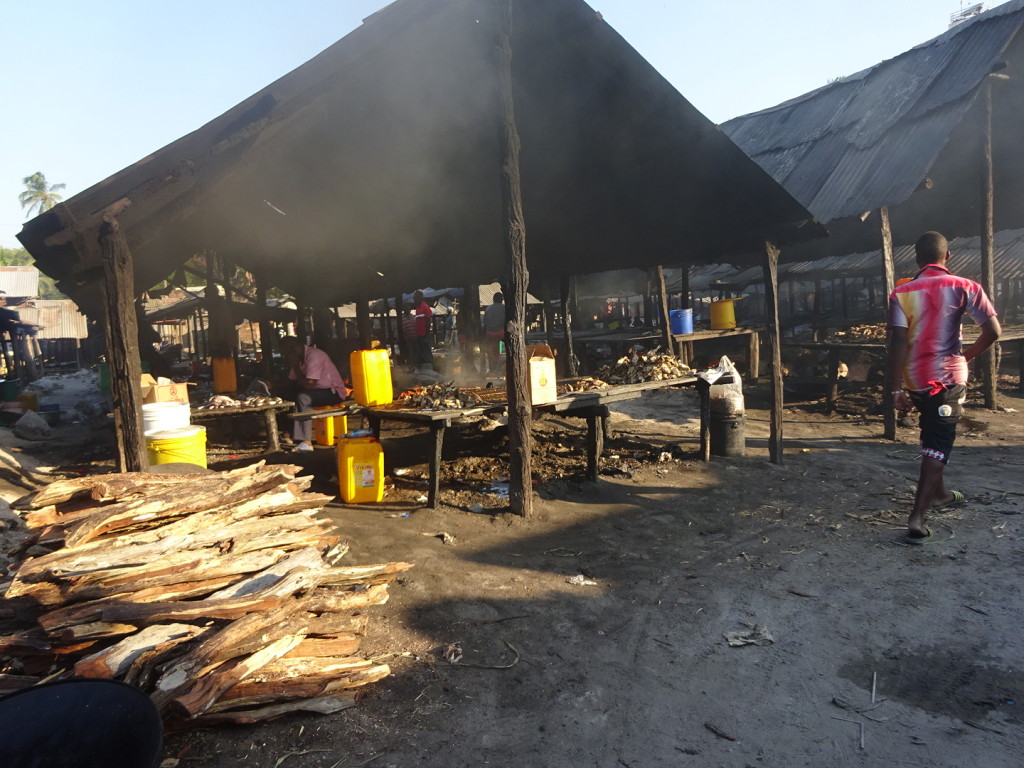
[721, 0, 1024, 257]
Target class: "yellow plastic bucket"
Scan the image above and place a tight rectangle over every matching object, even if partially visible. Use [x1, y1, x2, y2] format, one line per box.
[337, 436, 384, 503]
[350, 350, 393, 406]
[212, 357, 237, 393]
[146, 425, 207, 469]
[710, 298, 741, 330]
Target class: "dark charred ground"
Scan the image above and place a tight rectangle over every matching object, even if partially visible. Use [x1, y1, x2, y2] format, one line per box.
[3, 377, 1023, 768]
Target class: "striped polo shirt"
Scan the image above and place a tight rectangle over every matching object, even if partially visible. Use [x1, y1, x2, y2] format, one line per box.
[888, 263, 996, 393]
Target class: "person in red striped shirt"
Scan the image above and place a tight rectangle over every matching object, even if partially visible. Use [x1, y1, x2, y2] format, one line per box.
[887, 231, 1000, 544]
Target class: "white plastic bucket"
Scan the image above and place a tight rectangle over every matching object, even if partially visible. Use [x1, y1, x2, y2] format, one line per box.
[142, 402, 190, 436]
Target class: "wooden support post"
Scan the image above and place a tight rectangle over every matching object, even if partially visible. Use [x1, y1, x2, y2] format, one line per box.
[296, 304, 309, 344]
[585, 406, 608, 481]
[222, 258, 236, 357]
[879, 206, 898, 439]
[356, 286, 372, 351]
[542, 278, 557, 352]
[0, 331, 14, 376]
[559, 274, 578, 378]
[979, 78, 998, 409]
[262, 408, 281, 453]
[826, 348, 841, 412]
[427, 421, 448, 509]
[395, 293, 409, 364]
[99, 217, 147, 472]
[656, 265, 675, 356]
[679, 265, 690, 309]
[643, 269, 655, 328]
[205, 255, 233, 359]
[762, 241, 784, 464]
[459, 284, 481, 373]
[255, 276, 275, 380]
[1017, 339, 1024, 394]
[498, 0, 533, 517]
[880, 206, 896, 301]
[748, 330, 760, 384]
[697, 378, 711, 463]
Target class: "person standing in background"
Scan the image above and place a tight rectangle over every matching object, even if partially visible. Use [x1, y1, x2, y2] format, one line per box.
[413, 290, 434, 371]
[482, 291, 505, 372]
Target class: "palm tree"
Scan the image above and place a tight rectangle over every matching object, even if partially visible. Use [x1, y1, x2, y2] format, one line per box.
[19, 172, 66, 218]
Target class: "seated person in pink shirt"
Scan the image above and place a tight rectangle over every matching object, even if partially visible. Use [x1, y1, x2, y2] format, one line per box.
[278, 337, 348, 452]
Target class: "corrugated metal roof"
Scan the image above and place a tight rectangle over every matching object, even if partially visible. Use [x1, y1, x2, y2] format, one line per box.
[18, 299, 89, 340]
[732, 228, 1024, 286]
[722, 1, 1024, 225]
[0, 266, 40, 297]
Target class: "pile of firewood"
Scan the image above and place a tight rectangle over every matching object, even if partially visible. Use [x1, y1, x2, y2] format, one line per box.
[0, 462, 412, 725]
[597, 348, 692, 384]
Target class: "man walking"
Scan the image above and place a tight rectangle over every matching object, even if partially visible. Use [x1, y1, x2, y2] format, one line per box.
[887, 231, 1000, 544]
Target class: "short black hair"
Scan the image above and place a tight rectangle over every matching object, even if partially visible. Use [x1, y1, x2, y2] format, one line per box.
[493, 292, 503, 303]
[915, 231, 948, 266]
[278, 336, 302, 352]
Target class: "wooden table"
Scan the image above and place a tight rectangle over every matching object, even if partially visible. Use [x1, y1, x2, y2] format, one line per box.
[790, 324, 1024, 405]
[365, 403, 506, 508]
[787, 340, 886, 409]
[671, 326, 762, 382]
[979, 325, 1024, 393]
[536, 377, 699, 480]
[190, 401, 295, 452]
[366, 377, 702, 508]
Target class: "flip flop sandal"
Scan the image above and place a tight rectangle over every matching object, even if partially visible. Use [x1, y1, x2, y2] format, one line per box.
[902, 523, 954, 546]
[932, 490, 966, 510]
[904, 527, 932, 545]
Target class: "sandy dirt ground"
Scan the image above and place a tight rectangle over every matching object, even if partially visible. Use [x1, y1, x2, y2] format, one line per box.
[2, 370, 1023, 767]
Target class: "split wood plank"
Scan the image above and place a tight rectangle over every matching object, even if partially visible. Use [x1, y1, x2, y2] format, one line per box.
[210, 665, 389, 711]
[63, 467, 306, 546]
[168, 632, 307, 717]
[74, 623, 205, 679]
[194, 693, 356, 724]
[9, 485, 326, 584]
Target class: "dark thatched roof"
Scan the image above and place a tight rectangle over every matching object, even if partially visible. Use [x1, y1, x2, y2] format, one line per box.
[18, 0, 823, 317]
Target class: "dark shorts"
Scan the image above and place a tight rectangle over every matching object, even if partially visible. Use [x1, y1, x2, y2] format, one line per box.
[909, 384, 966, 464]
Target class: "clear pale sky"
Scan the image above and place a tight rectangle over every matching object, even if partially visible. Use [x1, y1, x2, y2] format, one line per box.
[0, 0, 968, 248]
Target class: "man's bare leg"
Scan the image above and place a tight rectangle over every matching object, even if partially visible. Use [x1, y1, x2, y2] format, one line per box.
[908, 456, 947, 536]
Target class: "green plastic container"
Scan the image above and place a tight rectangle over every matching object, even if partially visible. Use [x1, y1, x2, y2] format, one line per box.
[0, 379, 21, 401]
[98, 362, 148, 393]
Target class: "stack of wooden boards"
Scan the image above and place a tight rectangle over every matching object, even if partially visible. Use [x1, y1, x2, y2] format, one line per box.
[0, 462, 412, 725]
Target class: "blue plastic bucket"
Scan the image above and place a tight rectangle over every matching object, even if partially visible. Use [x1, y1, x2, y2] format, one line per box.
[669, 309, 693, 335]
